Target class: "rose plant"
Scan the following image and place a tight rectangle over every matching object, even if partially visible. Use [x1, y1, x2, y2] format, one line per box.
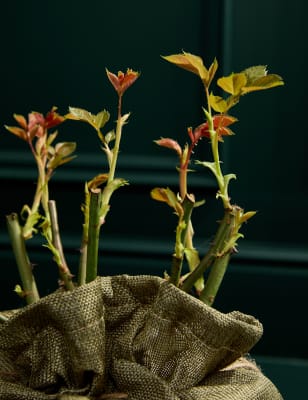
[2, 52, 284, 308]
[0, 51, 285, 400]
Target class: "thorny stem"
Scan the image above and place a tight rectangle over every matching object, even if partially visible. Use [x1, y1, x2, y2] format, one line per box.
[199, 206, 245, 305]
[6, 213, 40, 304]
[181, 208, 233, 293]
[199, 252, 231, 305]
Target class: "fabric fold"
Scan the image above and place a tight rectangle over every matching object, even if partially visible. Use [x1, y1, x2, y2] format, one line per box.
[0, 275, 283, 399]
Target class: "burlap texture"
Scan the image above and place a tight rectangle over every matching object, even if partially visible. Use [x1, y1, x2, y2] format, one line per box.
[0, 275, 283, 399]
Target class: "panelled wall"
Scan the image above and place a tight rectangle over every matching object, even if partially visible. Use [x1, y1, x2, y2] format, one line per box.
[0, 1, 307, 397]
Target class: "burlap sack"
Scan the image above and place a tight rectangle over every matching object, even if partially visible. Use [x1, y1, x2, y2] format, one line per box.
[0, 275, 283, 399]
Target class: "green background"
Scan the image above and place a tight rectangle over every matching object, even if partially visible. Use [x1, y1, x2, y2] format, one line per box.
[0, 1, 307, 398]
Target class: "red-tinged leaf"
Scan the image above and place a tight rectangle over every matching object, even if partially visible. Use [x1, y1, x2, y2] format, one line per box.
[162, 52, 209, 83]
[28, 112, 45, 131]
[106, 68, 139, 96]
[154, 137, 182, 156]
[4, 125, 27, 141]
[213, 114, 237, 128]
[151, 187, 183, 216]
[193, 114, 237, 142]
[88, 174, 109, 190]
[187, 127, 194, 143]
[13, 113, 27, 129]
[44, 107, 65, 129]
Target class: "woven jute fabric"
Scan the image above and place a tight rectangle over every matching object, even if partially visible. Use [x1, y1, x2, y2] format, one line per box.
[0, 275, 283, 399]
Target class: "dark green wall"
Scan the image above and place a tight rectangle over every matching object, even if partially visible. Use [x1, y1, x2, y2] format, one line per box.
[0, 2, 307, 398]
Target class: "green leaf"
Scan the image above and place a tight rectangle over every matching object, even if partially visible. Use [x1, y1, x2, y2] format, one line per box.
[109, 177, 128, 189]
[120, 113, 130, 125]
[240, 210, 257, 223]
[67, 107, 110, 131]
[21, 212, 40, 239]
[94, 109, 110, 129]
[67, 106, 93, 123]
[217, 73, 247, 95]
[47, 142, 77, 169]
[46, 130, 59, 146]
[209, 93, 229, 113]
[14, 284, 25, 298]
[184, 248, 204, 292]
[54, 142, 76, 157]
[243, 65, 267, 85]
[196, 160, 218, 178]
[240, 65, 284, 94]
[241, 74, 284, 94]
[194, 199, 206, 208]
[223, 173, 237, 187]
[184, 248, 200, 270]
[105, 130, 116, 144]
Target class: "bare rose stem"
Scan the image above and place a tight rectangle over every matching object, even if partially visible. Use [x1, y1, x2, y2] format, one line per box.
[48, 200, 74, 290]
[77, 186, 89, 286]
[85, 189, 102, 283]
[84, 94, 124, 284]
[6, 213, 40, 304]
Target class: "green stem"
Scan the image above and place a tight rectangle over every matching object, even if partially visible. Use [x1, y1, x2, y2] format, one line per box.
[78, 225, 88, 286]
[199, 253, 231, 305]
[100, 95, 124, 222]
[78, 184, 90, 286]
[86, 189, 102, 283]
[204, 88, 231, 210]
[169, 195, 195, 286]
[6, 213, 40, 304]
[48, 200, 74, 291]
[181, 209, 231, 293]
[108, 95, 123, 185]
[169, 255, 183, 286]
[179, 165, 187, 200]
